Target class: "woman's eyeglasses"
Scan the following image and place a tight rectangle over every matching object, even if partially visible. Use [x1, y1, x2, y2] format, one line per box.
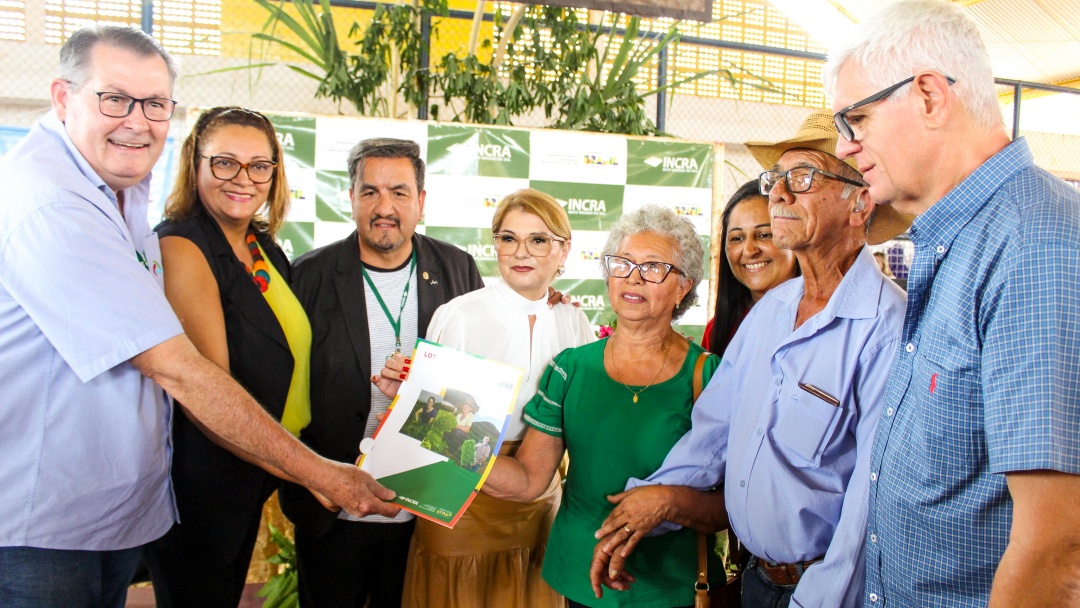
[201, 156, 277, 184]
[603, 255, 683, 284]
[492, 232, 566, 257]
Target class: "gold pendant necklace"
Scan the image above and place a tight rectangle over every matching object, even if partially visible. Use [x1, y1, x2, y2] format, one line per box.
[607, 332, 673, 403]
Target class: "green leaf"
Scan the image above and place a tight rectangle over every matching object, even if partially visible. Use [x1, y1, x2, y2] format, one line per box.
[257, 523, 299, 608]
[284, 64, 326, 83]
[184, 62, 279, 78]
[604, 15, 639, 92]
[244, 0, 789, 136]
[254, 0, 324, 60]
[251, 33, 323, 68]
[607, 26, 678, 97]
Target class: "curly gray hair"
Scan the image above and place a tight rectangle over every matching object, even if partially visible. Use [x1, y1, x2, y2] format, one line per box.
[601, 205, 704, 321]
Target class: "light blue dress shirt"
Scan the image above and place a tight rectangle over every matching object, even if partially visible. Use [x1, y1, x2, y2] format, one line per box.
[0, 111, 183, 550]
[631, 246, 905, 608]
[864, 138, 1080, 607]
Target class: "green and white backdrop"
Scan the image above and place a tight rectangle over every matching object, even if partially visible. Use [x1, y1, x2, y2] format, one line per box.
[226, 111, 721, 342]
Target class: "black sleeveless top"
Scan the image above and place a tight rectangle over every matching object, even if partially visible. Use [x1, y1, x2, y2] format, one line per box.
[154, 212, 295, 560]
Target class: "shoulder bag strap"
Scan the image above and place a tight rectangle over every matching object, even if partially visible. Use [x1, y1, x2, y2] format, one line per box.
[692, 351, 708, 401]
[693, 350, 711, 607]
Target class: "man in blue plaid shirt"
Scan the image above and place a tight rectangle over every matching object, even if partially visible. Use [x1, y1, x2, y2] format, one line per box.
[827, 1, 1080, 606]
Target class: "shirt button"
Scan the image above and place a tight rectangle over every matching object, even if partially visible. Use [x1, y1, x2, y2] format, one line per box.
[740, 480, 746, 488]
[775, 378, 782, 386]
[757, 428, 764, 435]
[886, 407, 894, 417]
[870, 533, 878, 543]
[869, 593, 879, 603]
[936, 245, 946, 254]
[905, 343, 915, 353]
[870, 472, 878, 482]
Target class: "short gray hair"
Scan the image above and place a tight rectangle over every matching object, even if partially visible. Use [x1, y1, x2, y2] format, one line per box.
[824, 0, 1001, 131]
[58, 26, 177, 88]
[830, 157, 873, 234]
[835, 158, 865, 200]
[601, 205, 704, 321]
[347, 137, 426, 193]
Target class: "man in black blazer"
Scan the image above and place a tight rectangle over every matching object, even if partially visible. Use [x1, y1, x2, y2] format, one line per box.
[283, 138, 484, 608]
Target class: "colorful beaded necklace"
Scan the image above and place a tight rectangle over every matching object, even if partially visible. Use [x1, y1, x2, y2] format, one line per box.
[246, 228, 271, 293]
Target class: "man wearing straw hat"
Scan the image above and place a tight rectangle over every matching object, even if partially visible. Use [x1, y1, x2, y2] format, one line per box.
[828, 1, 1080, 605]
[589, 110, 910, 608]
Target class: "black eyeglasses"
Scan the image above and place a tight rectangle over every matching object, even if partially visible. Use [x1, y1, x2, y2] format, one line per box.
[833, 75, 956, 141]
[66, 81, 176, 122]
[201, 156, 277, 184]
[492, 232, 566, 257]
[603, 255, 683, 284]
[759, 167, 865, 196]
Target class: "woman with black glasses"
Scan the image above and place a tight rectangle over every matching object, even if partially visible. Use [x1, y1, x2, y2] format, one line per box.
[479, 205, 727, 607]
[144, 106, 313, 607]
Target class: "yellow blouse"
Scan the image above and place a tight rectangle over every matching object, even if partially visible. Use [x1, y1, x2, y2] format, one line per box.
[258, 243, 312, 436]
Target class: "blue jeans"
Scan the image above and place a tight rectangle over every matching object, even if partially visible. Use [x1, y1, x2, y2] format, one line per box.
[742, 558, 796, 608]
[0, 546, 141, 608]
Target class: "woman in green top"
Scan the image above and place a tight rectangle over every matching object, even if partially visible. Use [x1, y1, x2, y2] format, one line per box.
[484, 206, 728, 607]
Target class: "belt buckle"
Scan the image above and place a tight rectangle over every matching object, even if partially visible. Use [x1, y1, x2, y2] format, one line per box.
[760, 558, 801, 586]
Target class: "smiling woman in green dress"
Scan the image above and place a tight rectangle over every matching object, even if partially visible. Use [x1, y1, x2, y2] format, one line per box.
[482, 205, 727, 608]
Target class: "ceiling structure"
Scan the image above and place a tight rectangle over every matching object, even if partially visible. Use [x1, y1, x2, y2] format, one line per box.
[766, 0, 1080, 134]
[769, 0, 1080, 86]
[958, 0, 1080, 87]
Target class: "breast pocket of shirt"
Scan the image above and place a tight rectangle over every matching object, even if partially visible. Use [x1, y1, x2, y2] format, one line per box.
[772, 384, 844, 468]
[914, 339, 984, 483]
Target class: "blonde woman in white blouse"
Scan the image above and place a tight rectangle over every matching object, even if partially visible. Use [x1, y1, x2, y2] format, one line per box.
[380, 188, 594, 607]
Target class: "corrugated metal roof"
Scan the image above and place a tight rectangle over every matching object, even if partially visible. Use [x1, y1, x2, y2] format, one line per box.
[779, 0, 1080, 87]
[964, 0, 1080, 85]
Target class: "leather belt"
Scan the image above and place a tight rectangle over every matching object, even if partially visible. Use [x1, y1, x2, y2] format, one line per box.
[751, 555, 823, 586]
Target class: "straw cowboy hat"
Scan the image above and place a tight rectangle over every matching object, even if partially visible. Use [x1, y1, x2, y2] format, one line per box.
[745, 109, 914, 245]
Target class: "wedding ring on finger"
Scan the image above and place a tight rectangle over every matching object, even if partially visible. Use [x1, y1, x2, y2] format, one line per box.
[623, 526, 632, 534]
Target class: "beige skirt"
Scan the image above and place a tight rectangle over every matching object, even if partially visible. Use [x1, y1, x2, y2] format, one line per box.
[400, 444, 564, 608]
